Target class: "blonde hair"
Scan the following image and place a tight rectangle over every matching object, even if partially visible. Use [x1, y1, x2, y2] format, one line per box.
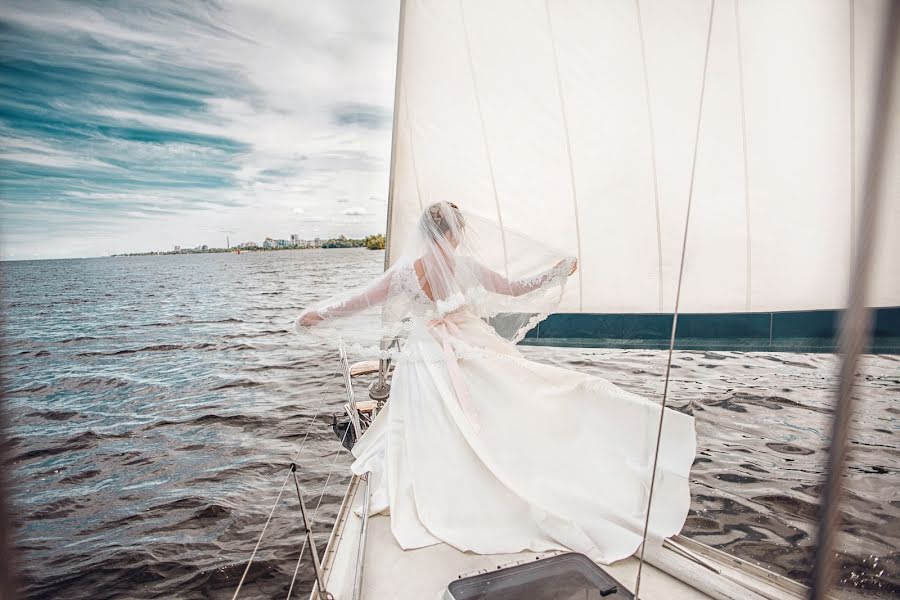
[422, 202, 465, 241]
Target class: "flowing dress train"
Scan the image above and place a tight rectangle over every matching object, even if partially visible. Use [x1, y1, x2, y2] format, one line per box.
[350, 306, 695, 564]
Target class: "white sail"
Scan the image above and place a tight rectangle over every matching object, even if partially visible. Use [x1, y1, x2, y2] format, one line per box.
[385, 0, 899, 314]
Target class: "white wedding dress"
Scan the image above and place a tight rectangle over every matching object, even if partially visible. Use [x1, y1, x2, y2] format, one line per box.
[298, 203, 696, 565]
[348, 259, 695, 564]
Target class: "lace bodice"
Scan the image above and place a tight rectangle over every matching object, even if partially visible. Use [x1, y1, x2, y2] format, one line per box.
[388, 259, 511, 321]
[381, 256, 577, 333]
[389, 260, 432, 309]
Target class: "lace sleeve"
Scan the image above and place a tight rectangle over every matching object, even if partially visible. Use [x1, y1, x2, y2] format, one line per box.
[295, 268, 394, 329]
[473, 257, 576, 297]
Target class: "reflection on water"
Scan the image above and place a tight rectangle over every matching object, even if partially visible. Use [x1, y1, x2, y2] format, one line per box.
[528, 348, 898, 597]
[3, 249, 897, 599]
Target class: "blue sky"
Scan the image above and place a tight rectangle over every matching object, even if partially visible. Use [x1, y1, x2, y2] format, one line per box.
[0, 0, 400, 260]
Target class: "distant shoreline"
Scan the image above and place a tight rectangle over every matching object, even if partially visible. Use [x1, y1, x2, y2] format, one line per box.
[1, 235, 386, 262]
[111, 233, 386, 257]
[0, 245, 386, 263]
[110, 246, 380, 257]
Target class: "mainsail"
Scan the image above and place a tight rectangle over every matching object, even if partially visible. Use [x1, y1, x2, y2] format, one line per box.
[384, 0, 899, 319]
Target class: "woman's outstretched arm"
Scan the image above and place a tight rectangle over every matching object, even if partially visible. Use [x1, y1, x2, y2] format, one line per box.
[473, 257, 577, 297]
[296, 268, 394, 327]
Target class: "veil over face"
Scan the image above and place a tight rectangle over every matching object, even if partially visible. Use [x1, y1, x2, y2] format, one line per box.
[295, 201, 577, 358]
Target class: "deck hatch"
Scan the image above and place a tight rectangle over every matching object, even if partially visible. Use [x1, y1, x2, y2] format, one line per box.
[446, 552, 633, 599]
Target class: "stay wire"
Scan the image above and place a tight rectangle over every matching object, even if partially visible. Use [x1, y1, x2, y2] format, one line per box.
[285, 425, 352, 600]
[633, 1, 716, 597]
[232, 367, 340, 600]
[810, 4, 898, 598]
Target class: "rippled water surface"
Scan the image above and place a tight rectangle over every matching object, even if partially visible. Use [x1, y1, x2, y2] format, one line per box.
[3, 250, 897, 599]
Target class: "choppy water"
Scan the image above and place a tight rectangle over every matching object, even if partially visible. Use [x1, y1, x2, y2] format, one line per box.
[2, 249, 897, 599]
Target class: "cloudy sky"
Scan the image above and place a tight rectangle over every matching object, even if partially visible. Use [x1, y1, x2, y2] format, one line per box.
[0, 0, 400, 260]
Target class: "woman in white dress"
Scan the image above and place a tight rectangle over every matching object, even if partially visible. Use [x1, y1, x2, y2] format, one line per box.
[295, 201, 695, 564]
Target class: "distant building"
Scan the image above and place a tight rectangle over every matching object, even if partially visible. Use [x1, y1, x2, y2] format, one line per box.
[290, 233, 300, 246]
[174, 245, 181, 252]
[238, 241, 257, 249]
[313, 237, 321, 248]
[263, 237, 276, 249]
[275, 239, 290, 248]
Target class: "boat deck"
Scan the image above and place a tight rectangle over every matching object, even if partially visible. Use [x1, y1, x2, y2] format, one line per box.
[311, 475, 804, 600]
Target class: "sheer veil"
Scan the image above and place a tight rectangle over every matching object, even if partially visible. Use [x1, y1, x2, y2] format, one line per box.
[294, 202, 577, 357]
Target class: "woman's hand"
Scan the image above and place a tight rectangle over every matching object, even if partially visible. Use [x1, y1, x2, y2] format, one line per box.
[296, 310, 324, 328]
[556, 257, 578, 276]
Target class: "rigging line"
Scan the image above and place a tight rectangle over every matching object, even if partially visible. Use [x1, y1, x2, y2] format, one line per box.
[633, 1, 717, 598]
[231, 469, 294, 600]
[285, 426, 352, 600]
[544, 0, 584, 311]
[734, 0, 752, 311]
[293, 369, 341, 461]
[459, 0, 510, 277]
[634, 0, 665, 313]
[232, 368, 339, 600]
[810, 5, 898, 599]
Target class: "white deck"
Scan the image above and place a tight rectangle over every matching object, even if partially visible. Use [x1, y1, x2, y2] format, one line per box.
[310, 475, 805, 600]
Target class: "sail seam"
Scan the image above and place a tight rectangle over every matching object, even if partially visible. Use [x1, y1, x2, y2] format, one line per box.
[459, 0, 510, 277]
[403, 80, 425, 214]
[634, 0, 665, 313]
[734, 0, 752, 311]
[544, 0, 584, 311]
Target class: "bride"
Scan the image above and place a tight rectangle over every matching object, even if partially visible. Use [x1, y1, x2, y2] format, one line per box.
[295, 201, 695, 564]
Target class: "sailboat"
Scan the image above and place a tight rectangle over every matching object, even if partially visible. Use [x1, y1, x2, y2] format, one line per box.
[231, 1, 898, 599]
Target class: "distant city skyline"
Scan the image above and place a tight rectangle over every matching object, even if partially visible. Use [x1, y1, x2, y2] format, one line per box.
[110, 230, 383, 257]
[0, 1, 400, 260]
[169, 231, 369, 253]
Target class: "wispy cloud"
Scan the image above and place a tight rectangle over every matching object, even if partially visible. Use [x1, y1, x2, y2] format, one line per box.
[0, 0, 399, 259]
[342, 206, 369, 216]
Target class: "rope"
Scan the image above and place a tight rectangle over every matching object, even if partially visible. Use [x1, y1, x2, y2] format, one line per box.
[230, 469, 295, 600]
[633, 1, 716, 597]
[292, 369, 341, 463]
[285, 425, 352, 600]
[232, 368, 340, 600]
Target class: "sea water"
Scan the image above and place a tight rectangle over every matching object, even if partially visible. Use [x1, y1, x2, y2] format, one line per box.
[3, 249, 897, 599]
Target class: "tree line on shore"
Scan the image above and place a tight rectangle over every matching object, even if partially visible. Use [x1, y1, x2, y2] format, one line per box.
[322, 234, 385, 250]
